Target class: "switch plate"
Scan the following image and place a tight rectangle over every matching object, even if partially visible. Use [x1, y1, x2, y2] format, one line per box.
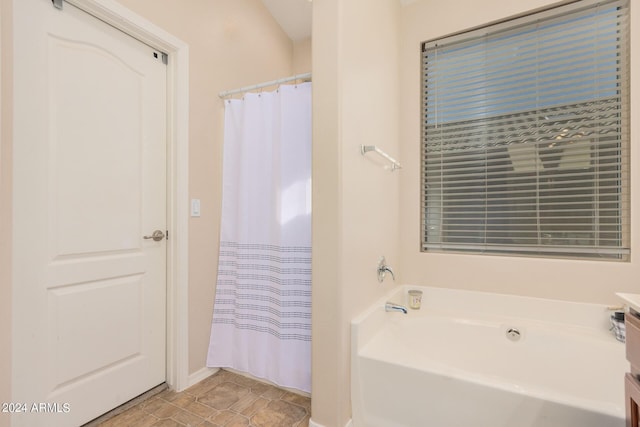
[191, 199, 201, 217]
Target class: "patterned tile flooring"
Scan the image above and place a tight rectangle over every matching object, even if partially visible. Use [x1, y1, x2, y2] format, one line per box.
[95, 370, 310, 427]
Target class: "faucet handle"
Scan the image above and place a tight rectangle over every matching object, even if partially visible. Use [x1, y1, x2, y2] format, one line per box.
[377, 256, 395, 283]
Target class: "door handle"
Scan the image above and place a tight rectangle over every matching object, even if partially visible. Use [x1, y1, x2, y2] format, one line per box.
[143, 230, 166, 242]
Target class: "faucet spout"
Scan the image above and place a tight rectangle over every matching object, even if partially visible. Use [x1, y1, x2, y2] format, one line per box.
[385, 302, 408, 314]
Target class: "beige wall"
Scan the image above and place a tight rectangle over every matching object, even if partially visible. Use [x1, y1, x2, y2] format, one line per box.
[0, 0, 11, 426]
[311, 0, 400, 425]
[114, 0, 294, 375]
[313, 0, 640, 424]
[399, 0, 640, 304]
[293, 37, 312, 75]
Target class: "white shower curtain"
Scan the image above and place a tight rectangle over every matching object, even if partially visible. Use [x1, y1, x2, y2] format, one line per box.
[207, 82, 312, 393]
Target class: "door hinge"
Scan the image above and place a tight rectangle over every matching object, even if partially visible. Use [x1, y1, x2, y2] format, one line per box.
[153, 52, 168, 65]
[52, 0, 63, 10]
[166, 230, 169, 240]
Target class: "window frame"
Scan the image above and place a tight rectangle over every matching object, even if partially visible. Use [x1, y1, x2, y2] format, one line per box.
[420, 0, 630, 261]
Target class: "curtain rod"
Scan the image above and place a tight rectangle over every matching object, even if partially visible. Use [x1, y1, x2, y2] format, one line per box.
[218, 72, 312, 99]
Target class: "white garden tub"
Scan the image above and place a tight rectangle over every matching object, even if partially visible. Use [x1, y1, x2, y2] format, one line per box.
[351, 286, 627, 427]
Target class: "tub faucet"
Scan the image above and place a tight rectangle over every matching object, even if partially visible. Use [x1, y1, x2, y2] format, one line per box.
[385, 302, 408, 314]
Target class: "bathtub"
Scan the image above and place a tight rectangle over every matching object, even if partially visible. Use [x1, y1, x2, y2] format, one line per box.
[351, 286, 627, 427]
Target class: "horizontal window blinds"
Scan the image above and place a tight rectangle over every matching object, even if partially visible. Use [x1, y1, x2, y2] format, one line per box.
[421, 0, 630, 259]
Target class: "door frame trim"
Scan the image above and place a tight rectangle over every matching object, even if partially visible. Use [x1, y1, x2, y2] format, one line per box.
[64, 0, 190, 392]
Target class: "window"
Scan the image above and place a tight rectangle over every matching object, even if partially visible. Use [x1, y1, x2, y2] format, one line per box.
[421, 0, 630, 260]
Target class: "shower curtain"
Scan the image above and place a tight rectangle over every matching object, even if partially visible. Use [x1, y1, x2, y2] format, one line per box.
[207, 82, 312, 393]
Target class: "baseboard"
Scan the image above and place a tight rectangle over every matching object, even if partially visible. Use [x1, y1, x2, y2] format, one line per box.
[309, 418, 353, 427]
[186, 366, 219, 388]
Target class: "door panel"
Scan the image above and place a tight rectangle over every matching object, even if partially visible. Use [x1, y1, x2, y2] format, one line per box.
[48, 276, 144, 387]
[50, 33, 144, 257]
[13, 1, 167, 425]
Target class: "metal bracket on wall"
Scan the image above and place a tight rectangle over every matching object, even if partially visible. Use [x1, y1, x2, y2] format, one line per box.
[52, 0, 63, 10]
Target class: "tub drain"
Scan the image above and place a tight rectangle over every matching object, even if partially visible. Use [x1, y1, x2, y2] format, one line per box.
[505, 328, 521, 341]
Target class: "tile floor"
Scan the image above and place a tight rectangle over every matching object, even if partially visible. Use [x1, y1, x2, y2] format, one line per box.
[95, 370, 311, 427]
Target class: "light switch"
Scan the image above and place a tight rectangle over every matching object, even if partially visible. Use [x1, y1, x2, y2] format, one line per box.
[191, 199, 201, 217]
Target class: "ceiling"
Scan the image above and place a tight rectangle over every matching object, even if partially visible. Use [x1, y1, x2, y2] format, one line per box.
[261, 0, 313, 42]
[261, 0, 417, 42]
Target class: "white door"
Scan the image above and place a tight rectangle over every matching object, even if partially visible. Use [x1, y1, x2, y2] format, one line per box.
[13, 0, 167, 425]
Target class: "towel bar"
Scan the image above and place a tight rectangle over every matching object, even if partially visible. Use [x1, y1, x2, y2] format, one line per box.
[360, 145, 402, 171]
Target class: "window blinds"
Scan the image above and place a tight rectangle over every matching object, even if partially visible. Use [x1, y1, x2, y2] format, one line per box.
[421, 0, 630, 259]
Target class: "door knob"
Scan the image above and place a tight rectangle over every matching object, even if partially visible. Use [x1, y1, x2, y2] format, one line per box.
[143, 230, 166, 242]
